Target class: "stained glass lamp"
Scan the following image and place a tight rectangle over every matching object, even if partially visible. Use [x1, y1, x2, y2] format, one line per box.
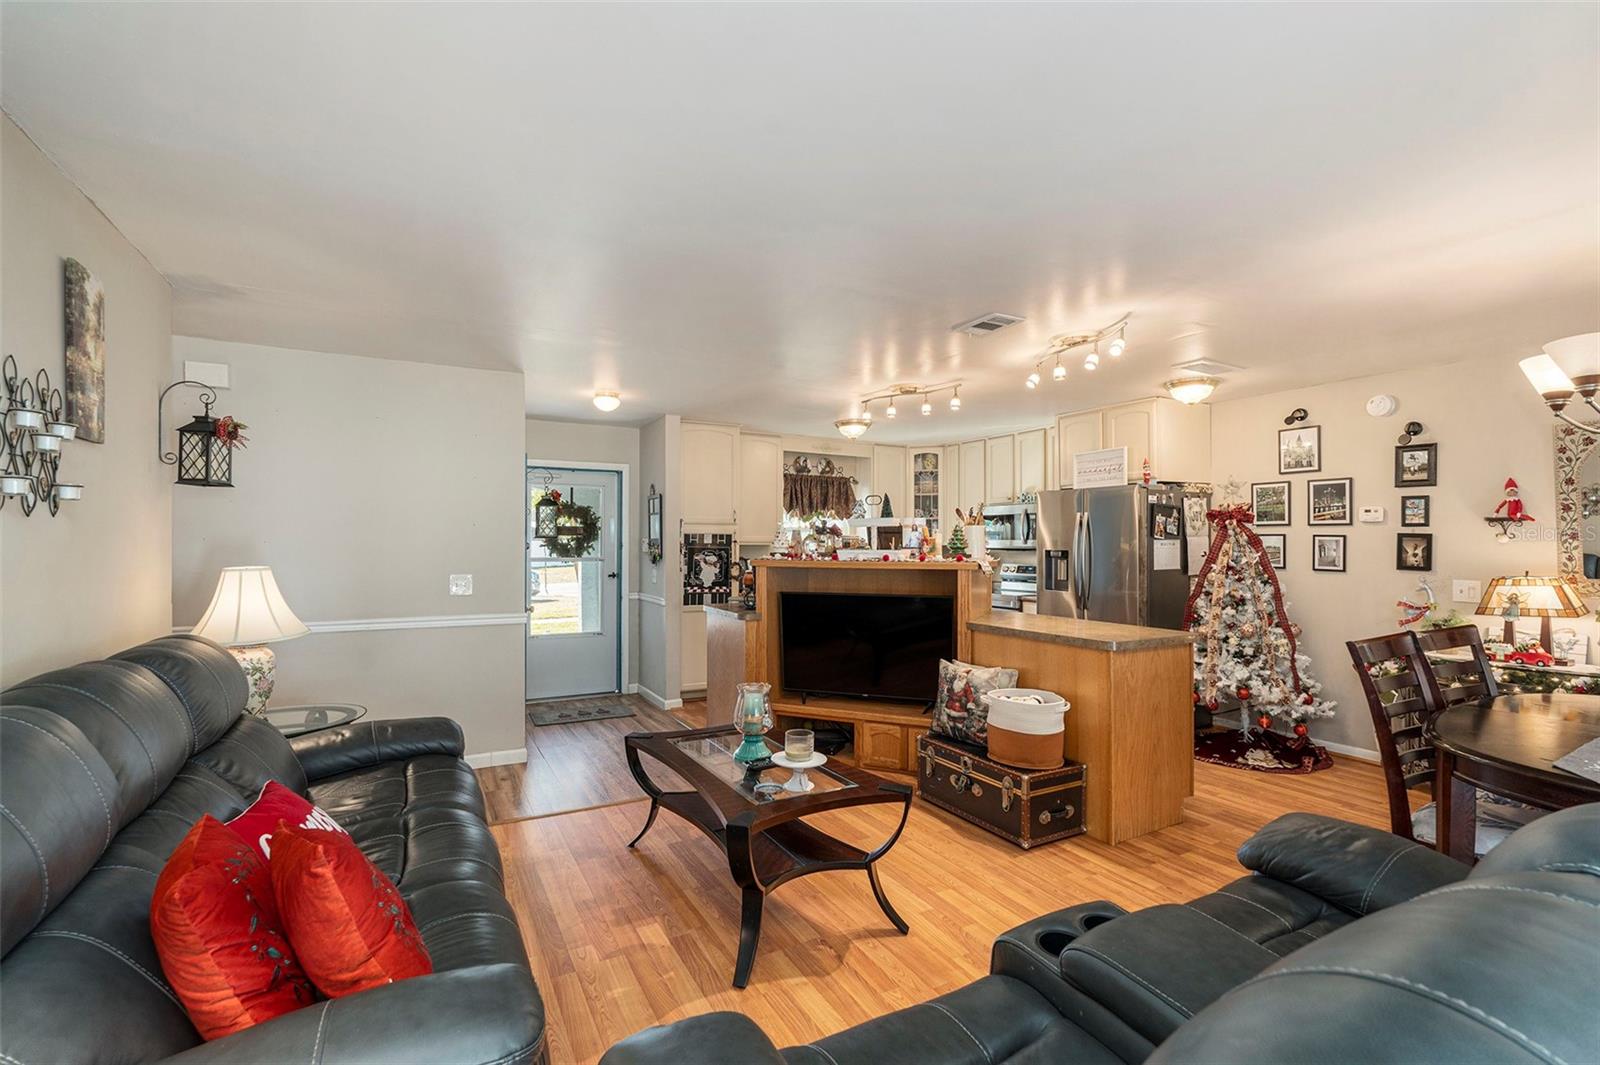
[1474, 573, 1587, 651]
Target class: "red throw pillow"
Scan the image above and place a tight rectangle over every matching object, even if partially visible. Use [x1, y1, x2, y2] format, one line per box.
[150, 815, 317, 1039]
[269, 822, 432, 997]
[227, 781, 348, 862]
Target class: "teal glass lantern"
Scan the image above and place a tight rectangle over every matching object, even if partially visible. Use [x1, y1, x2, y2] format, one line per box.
[732, 681, 773, 763]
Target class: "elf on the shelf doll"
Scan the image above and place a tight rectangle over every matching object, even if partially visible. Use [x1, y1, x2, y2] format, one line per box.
[1494, 477, 1535, 522]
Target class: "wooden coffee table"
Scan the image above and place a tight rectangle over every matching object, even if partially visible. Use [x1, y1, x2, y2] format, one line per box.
[623, 725, 913, 988]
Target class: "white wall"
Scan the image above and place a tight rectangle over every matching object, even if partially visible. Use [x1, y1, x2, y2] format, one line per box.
[170, 337, 525, 755]
[525, 417, 642, 688]
[636, 415, 681, 705]
[1, 116, 173, 683]
[1209, 351, 1570, 754]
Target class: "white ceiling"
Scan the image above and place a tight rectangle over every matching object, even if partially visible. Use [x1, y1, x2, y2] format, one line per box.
[3, 3, 1596, 441]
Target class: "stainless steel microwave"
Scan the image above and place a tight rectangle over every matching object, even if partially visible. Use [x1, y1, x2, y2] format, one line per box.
[983, 504, 1036, 549]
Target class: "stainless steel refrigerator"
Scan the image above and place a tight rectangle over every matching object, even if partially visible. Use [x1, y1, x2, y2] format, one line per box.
[1036, 484, 1206, 629]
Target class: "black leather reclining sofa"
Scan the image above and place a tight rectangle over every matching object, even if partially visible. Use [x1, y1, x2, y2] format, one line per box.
[0, 635, 547, 1064]
[604, 805, 1600, 1064]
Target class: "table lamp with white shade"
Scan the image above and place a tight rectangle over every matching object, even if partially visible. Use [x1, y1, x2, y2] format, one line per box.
[191, 565, 310, 714]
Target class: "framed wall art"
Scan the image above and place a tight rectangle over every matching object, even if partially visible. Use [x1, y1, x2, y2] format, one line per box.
[1307, 477, 1353, 525]
[1278, 424, 1321, 474]
[1250, 481, 1291, 526]
[1312, 534, 1347, 572]
[1395, 443, 1437, 487]
[63, 257, 106, 443]
[1400, 494, 1430, 527]
[1397, 532, 1434, 571]
[1259, 533, 1286, 569]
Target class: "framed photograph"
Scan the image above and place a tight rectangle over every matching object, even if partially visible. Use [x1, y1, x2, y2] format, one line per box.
[1278, 424, 1322, 474]
[1312, 534, 1347, 572]
[1307, 477, 1353, 525]
[1397, 532, 1434, 571]
[1259, 533, 1286, 570]
[1250, 481, 1291, 526]
[1400, 494, 1430, 527]
[1395, 443, 1438, 487]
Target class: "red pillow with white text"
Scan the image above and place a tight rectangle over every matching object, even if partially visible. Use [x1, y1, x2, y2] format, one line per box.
[227, 781, 348, 862]
[150, 815, 317, 1039]
[269, 821, 433, 998]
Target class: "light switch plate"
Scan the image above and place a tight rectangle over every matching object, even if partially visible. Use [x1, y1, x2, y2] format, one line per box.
[183, 360, 231, 389]
[449, 574, 473, 596]
[1452, 579, 1482, 604]
[1358, 506, 1385, 523]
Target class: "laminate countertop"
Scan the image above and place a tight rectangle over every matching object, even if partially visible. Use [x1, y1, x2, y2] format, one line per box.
[706, 602, 761, 621]
[969, 612, 1195, 652]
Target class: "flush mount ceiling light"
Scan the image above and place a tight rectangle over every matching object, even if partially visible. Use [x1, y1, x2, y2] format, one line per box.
[592, 391, 621, 412]
[1027, 313, 1130, 392]
[1165, 376, 1220, 405]
[839, 381, 963, 436]
[1520, 333, 1600, 430]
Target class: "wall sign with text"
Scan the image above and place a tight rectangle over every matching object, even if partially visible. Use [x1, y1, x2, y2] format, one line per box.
[1073, 446, 1129, 489]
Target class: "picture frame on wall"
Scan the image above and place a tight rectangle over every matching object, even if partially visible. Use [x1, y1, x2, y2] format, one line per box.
[1312, 534, 1347, 572]
[1278, 425, 1322, 475]
[1307, 477, 1353, 525]
[1400, 494, 1430, 527]
[1259, 533, 1286, 569]
[1397, 532, 1434, 571]
[1250, 481, 1291, 526]
[1395, 442, 1438, 487]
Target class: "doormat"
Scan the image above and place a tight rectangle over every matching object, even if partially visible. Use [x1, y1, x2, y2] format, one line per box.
[1195, 728, 1332, 773]
[527, 702, 636, 728]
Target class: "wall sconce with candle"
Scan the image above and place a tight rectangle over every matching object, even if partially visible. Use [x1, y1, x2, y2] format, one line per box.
[1, 354, 81, 517]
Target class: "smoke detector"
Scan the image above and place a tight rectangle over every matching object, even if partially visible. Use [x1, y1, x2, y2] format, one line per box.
[1169, 357, 1243, 377]
[951, 312, 1025, 336]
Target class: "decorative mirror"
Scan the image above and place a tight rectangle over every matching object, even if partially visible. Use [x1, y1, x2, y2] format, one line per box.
[646, 484, 663, 564]
[1553, 421, 1600, 595]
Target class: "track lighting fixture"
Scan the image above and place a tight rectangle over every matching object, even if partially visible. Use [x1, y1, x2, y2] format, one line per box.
[836, 381, 964, 436]
[1027, 314, 1129, 393]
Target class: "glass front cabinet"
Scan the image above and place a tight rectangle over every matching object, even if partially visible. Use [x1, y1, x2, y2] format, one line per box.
[911, 449, 941, 538]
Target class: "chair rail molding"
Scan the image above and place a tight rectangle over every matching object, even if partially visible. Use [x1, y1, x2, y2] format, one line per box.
[174, 612, 526, 635]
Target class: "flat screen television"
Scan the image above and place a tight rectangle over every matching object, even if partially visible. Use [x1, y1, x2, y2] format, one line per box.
[779, 592, 954, 704]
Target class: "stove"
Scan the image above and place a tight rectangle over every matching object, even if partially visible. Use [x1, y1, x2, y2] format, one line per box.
[992, 562, 1038, 612]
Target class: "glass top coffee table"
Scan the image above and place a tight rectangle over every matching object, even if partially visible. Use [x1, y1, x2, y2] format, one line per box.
[624, 725, 913, 988]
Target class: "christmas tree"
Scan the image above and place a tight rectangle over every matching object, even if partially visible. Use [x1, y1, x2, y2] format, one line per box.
[1187, 499, 1335, 772]
[944, 522, 968, 558]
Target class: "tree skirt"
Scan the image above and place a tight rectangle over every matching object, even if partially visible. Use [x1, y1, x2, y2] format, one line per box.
[1195, 728, 1333, 773]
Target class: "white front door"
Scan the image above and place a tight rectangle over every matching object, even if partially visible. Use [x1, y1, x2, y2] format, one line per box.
[526, 466, 622, 699]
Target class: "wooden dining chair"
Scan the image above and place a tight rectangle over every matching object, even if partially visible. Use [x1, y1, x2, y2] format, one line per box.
[1415, 624, 1499, 707]
[1347, 630, 1441, 842]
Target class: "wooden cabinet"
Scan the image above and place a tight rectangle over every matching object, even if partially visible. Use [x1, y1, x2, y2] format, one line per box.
[985, 436, 1016, 503]
[737, 432, 782, 542]
[958, 441, 985, 512]
[1015, 427, 1048, 497]
[681, 422, 740, 525]
[680, 607, 708, 693]
[1100, 398, 1212, 484]
[871, 445, 908, 514]
[1055, 411, 1103, 487]
[857, 722, 907, 770]
[943, 444, 963, 535]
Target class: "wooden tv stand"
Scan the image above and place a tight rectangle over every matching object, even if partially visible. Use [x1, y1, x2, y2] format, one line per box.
[769, 693, 932, 775]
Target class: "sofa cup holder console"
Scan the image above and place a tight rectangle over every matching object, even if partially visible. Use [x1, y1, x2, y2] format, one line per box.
[999, 900, 1129, 973]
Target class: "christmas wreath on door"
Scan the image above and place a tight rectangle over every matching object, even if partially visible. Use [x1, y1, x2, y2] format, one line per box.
[537, 490, 602, 558]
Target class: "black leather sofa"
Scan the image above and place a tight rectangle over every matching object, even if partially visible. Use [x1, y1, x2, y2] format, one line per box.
[603, 805, 1600, 1065]
[0, 635, 546, 1064]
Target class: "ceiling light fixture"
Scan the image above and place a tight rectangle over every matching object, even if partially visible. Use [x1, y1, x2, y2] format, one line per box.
[834, 417, 871, 439]
[1165, 376, 1219, 405]
[886, 400, 897, 418]
[593, 391, 621, 412]
[1028, 313, 1130, 392]
[840, 381, 962, 436]
[1521, 333, 1600, 430]
[920, 398, 933, 416]
[949, 388, 961, 411]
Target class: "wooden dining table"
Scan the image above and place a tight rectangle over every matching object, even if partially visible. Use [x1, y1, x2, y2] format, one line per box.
[1425, 691, 1600, 862]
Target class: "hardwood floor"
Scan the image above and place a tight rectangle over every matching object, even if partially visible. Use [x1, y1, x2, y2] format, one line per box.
[491, 753, 1395, 1065]
[478, 695, 692, 822]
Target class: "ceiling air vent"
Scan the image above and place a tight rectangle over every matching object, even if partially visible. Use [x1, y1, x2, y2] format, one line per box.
[951, 312, 1025, 336]
[1170, 358, 1243, 377]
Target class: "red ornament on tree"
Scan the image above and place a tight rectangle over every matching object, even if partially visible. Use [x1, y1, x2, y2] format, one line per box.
[1236, 686, 1252, 701]
[1192, 691, 1202, 705]
[1293, 723, 1309, 737]
[1257, 714, 1273, 730]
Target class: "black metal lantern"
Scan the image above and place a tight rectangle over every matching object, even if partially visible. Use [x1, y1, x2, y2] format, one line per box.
[175, 410, 232, 487]
[534, 491, 559, 538]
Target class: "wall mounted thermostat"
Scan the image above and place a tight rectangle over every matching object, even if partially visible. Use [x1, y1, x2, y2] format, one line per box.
[1365, 394, 1398, 417]
[1358, 506, 1386, 523]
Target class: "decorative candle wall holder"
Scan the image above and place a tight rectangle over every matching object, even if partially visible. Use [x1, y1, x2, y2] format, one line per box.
[1, 354, 80, 517]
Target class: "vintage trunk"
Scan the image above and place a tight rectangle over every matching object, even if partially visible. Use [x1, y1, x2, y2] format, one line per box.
[916, 734, 1086, 849]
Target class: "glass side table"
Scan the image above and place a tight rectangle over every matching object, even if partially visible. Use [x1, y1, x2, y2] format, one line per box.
[261, 703, 367, 737]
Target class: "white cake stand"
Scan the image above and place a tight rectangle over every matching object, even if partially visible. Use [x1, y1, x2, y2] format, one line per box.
[770, 751, 828, 793]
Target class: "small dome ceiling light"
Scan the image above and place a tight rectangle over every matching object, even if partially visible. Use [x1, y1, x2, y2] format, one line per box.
[1165, 376, 1219, 405]
[592, 391, 621, 412]
[834, 417, 871, 439]
[949, 388, 961, 411]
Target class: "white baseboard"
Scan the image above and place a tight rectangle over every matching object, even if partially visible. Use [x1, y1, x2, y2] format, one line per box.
[464, 747, 530, 769]
[635, 683, 682, 710]
[1315, 739, 1380, 763]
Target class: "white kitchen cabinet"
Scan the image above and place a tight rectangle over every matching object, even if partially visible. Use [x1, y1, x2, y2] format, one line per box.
[958, 441, 986, 513]
[986, 435, 1016, 504]
[943, 444, 963, 534]
[1055, 411, 1104, 487]
[680, 421, 740, 525]
[680, 607, 707, 693]
[737, 432, 782, 542]
[1099, 398, 1212, 483]
[1015, 427, 1048, 497]
[871, 445, 908, 516]
[909, 448, 943, 533]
